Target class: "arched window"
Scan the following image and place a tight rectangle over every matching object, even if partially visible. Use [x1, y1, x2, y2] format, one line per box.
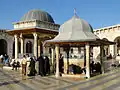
[26, 41, 32, 53]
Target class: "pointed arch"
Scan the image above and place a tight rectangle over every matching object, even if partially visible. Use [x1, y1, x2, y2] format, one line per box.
[102, 38, 109, 55]
[114, 36, 120, 55]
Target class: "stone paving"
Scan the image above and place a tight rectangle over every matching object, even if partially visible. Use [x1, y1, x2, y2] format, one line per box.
[0, 66, 81, 90]
[1, 66, 120, 90]
[59, 68, 120, 90]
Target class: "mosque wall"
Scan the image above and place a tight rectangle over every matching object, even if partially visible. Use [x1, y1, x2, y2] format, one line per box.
[0, 30, 14, 58]
[2, 26, 120, 61]
[94, 29, 120, 41]
[0, 9, 61, 60]
[7, 35, 14, 58]
[93, 24, 120, 60]
[0, 30, 36, 58]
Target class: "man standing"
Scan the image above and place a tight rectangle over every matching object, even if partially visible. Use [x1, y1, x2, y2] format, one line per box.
[21, 55, 27, 76]
[26, 54, 31, 75]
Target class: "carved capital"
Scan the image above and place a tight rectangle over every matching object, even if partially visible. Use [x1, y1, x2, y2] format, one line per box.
[20, 33, 23, 38]
[33, 33, 38, 38]
[14, 34, 18, 38]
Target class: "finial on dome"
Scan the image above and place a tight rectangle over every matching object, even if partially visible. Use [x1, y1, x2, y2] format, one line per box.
[74, 8, 77, 16]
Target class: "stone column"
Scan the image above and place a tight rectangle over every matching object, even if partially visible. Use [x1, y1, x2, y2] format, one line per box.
[55, 44, 60, 78]
[51, 47, 55, 73]
[20, 34, 24, 56]
[43, 46, 49, 56]
[38, 39, 41, 57]
[108, 46, 110, 55]
[33, 33, 38, 58]
[42, 41, 46, 55]
[114, 43, 117, 58]
[85, 43, 90, 78]
[100, 45, 104, 74]
[14, 34, 18, 59]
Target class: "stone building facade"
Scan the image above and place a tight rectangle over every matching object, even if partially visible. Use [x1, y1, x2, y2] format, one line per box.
[93, 24, 120, 60]
[0, 29, 13, 57]
[0, 9, 60, 60]
[0, 9, 118, 63]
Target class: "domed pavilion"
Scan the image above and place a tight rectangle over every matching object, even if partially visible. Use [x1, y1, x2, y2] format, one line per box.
[45, 10, 115, 78]
[8, 9, 60, 59]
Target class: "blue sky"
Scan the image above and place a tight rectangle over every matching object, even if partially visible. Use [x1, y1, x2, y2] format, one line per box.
[0, 0, 120, 29]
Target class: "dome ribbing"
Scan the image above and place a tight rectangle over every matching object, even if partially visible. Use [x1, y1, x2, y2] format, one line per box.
[21, 9, 54, 23]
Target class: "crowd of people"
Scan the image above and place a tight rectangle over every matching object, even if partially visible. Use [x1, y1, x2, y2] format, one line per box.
[0, 53, 51, 77]
[19, 54, 51, 77]
[12, 60, 20, 70]
[37, 55, 50, 76]
[0, 53, 105, 78]
[0, 54, 9, 69]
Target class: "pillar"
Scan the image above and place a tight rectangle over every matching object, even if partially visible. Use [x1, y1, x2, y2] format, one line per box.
[100, 45, 105, 74]
[42, 41, 46, 55]
[51, 47, 55, 73]
[66, 50, 69, 74]
[38, 39, 41, 57]
[108, 45, 110, 54]
[14, 34, 18, 59]
[114, 43, 117, 58]
[55, 44, 60, 78]
[33, 33, 38, 58]
[20, 33, 24, 55]
[85, 43, 90, 78]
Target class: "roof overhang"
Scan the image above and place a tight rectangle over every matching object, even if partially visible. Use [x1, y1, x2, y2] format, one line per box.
[44, 39, 115, 47]
[7, 27, 58, 35]
[7, 27, 58, 39]
[89, 39, 116, 46]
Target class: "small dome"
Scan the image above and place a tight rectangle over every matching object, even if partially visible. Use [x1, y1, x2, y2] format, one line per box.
[59, 15, 93, 33]
[48, 14, 99, 42]
[20, 9, 54, 23]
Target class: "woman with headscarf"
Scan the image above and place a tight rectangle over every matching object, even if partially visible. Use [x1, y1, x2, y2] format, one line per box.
[37, 55, 45, 76]
[28, 57, 36, 76]
[44, 56, 50, 75]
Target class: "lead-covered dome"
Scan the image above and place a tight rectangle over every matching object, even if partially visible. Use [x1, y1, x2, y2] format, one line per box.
[59, 15, 93, 33]
[20, 9, 55, 23]
[46, 14, 99, 42]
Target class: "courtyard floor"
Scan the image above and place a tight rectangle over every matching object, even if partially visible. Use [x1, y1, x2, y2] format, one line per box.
[1, 63, 120, 90]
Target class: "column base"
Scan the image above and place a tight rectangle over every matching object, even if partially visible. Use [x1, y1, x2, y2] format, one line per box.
[55, 72, 60, 78]
[86, 73, 90, 78]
